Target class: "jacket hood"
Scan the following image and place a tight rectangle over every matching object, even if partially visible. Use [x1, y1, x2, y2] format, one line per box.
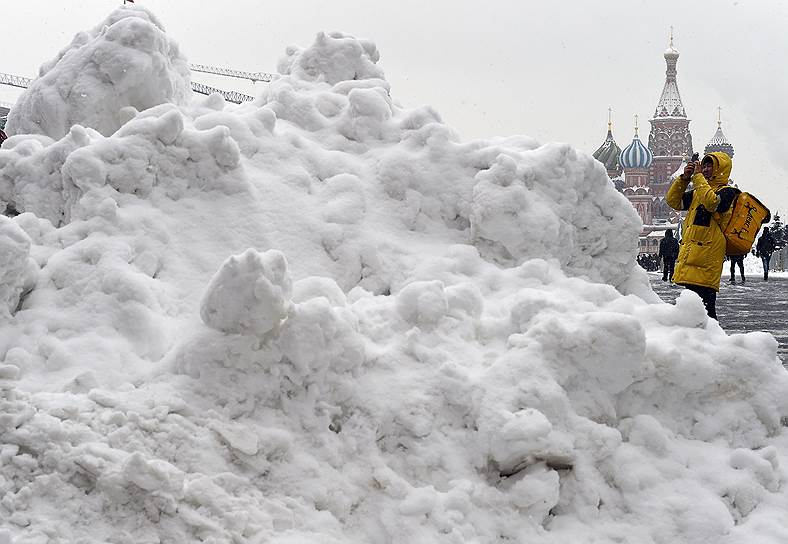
[702, 151, 732, 187]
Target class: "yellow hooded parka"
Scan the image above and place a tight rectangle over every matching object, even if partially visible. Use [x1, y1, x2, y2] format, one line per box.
[666, 152, 736, 291]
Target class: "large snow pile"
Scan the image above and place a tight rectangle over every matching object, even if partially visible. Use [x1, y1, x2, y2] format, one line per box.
[1, 7, 788, 544]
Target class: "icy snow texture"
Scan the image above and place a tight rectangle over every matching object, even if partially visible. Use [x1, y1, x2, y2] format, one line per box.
[0, 217, 37, 319]
[1, 6, 788, 544]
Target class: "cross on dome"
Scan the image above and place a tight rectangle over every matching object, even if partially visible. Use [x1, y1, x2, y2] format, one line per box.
[704, 106, 734, 157]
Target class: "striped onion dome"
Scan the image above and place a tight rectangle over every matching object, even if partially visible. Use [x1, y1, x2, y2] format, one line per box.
[620, 131, 653, 169]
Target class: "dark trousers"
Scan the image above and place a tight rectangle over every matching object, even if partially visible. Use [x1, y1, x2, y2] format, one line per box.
[662, 258, 676, 281]
[729, 255, 745, 281]
[761, 254, 771, 279]
[682, 283, 717, 319]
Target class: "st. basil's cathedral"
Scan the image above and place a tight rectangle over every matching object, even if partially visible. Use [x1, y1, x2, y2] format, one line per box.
[592, 35, 735, 255]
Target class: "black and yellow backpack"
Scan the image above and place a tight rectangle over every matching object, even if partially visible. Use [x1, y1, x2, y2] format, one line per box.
[717, 188, 771, 256]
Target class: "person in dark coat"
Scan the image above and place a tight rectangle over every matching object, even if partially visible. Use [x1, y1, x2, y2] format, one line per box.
[729, 254, 745, 283]
[658, 229, 680, 282]
[756, 227, 776, 280]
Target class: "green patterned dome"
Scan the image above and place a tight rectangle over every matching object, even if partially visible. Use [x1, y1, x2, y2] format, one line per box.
[593, 127, 622, 175]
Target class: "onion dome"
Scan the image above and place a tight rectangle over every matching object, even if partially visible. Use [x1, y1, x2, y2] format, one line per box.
[704, 108, 734, 157]
[664, 36, 679, 60]
[620, 117, 653, 169]
[593, 109, 622, 174]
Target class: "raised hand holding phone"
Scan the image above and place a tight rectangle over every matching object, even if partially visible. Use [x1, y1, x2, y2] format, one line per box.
[682, 152, 700, 180]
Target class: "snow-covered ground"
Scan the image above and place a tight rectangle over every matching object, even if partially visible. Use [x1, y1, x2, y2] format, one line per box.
[1, 6, 788, 543]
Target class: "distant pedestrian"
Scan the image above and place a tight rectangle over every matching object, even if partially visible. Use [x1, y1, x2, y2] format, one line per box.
[658, 229, 679, 282]
[729, 254, 745, 283]
[756, 227, 776, 280]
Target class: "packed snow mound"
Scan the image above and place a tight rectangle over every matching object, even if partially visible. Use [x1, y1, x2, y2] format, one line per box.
[0, 103, 246, 225]
[2, 24, 644, 291]
[4, 6, 190, 140]
[2, 6, 788, 544]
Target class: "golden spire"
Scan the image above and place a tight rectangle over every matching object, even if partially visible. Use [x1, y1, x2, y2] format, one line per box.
[634, 114, 639, 136]
[717, 106, 722, 127]
[608, 107, 613, 131]
[669, 26, 674, 48]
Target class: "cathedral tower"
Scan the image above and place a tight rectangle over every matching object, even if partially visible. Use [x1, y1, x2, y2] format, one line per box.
[647, 32, 694, 198]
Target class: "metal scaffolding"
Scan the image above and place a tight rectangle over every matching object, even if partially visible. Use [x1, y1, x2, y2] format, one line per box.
[189, 64, 275, 83]
[190, 81, 255, 104]
[0, 73, 34, 89]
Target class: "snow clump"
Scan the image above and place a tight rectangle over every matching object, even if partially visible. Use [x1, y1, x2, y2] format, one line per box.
[5, 5, 190, 140]
[200, 248, 292, 335]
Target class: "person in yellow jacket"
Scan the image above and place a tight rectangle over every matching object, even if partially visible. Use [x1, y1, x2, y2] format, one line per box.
[666, 151, 738, 319]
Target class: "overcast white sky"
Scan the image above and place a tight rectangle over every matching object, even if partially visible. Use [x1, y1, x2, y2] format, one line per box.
[2, 0, 787, 215]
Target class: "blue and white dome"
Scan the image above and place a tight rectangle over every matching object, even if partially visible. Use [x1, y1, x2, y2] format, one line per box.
[620, 133, 653, 169]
